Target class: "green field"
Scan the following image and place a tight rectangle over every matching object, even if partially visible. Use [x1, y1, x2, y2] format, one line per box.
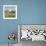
[5, 11, 16, 18]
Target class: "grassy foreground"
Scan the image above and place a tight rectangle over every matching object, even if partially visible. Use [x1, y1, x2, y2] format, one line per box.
[5, 11, 16, 18]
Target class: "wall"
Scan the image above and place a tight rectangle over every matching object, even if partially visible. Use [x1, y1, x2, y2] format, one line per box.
[0, 0, 46, 44]
[20, 0, 46, 24]
[0, 0, 22, 44]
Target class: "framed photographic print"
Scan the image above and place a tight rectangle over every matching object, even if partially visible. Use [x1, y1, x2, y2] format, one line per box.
[3, 5, 17, 19]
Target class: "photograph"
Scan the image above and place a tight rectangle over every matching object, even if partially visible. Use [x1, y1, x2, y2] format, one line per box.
[3, 5, 17, 19]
